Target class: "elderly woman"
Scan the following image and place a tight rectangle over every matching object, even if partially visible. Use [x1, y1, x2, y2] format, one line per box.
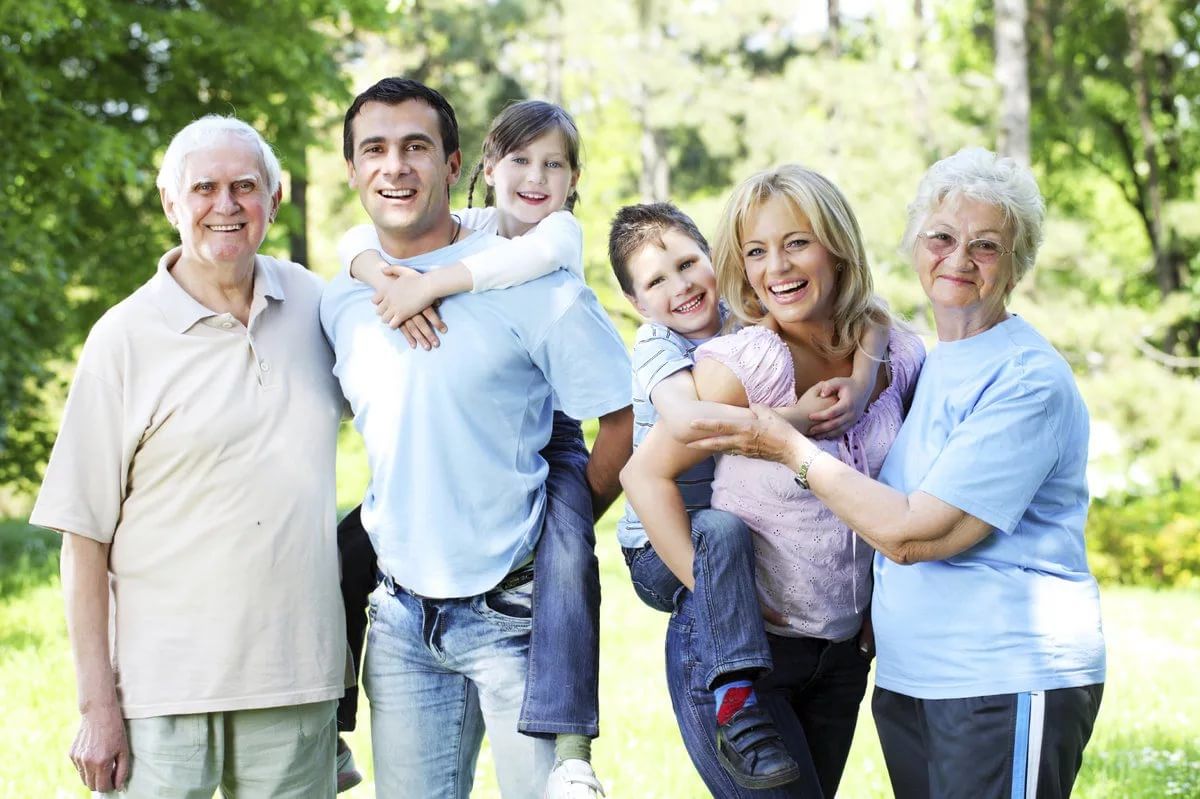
[691, 148, 1106, 799]
[623, 164, 924, 798]
[30, 116, 346, 798]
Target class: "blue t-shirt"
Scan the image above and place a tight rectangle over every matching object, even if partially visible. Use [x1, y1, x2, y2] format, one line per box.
[616, 319, 721, 549]
[321, 228, 631, 598]
[874, 315, 1106, 699]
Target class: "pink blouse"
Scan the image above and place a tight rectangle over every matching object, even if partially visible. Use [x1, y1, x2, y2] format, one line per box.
[696, 326, 925, 641]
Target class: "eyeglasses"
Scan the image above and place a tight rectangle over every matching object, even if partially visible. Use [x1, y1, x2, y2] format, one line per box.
[917, 230, 1013, 266]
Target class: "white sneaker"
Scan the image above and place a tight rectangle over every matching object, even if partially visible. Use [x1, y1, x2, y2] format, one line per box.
[544, 758, 607, 799]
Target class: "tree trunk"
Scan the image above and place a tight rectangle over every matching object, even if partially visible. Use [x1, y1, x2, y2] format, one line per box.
[288, 151, 308, 269]
[636, 0, 669, 202]
[995, 0, 1031, 166]
[911, 0, 936, 163]
[1127, 7, 1176, 296]
[545, 0, 564, 105]
[827, 0, 842, 57]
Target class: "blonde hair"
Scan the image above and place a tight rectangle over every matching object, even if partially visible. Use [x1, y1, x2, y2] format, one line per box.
[712, 164, 889, 360]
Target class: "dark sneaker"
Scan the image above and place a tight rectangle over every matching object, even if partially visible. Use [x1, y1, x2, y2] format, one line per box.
[716, 703, 802, 789]
[336, 740, 363, 793]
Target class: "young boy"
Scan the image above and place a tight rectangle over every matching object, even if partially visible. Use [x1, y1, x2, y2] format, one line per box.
[609, 203, 881, 790]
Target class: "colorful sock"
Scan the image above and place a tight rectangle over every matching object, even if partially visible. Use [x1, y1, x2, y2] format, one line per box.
[555, 733, 592, 763]
[714, 679, 757, 725]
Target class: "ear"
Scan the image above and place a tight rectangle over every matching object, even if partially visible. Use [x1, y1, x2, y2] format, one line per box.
[160, 185, 178, 228]
[569, 169, 580, 195]
[447, 149, 463, 187]
[345, 158, 358, 189]
[269, 186, 283, 223]
[624, 291, 647, 317]
[483, 158, 497, 187]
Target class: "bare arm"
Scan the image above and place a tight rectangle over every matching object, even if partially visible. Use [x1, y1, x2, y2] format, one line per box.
[648, 370, 758, 444]
[807, 318, 890, 437]
[61, 533, 129, 792]
[688, 406, 994, 563]
[621, 359, 749, 586]
[586, 406, 634, 520]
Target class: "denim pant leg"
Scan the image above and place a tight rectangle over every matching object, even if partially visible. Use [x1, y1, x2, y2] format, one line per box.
[689, 509, 773, 687]
[624, 543, 685, 613]
[665, 594, 823, 799]
[363, 585, 485, 799]
[520, 412, 600, 738]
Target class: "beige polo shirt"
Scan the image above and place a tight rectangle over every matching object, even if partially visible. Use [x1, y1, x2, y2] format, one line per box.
[31, 250, 346, 719]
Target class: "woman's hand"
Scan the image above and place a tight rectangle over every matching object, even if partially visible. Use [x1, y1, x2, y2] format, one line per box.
[688, 404, 812, 468]
[70, 704, 129, 792]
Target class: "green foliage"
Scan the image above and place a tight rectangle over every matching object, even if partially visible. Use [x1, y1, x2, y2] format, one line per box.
[0, 0, 386, 488]
[0, 520, 58, 600]
[1087, 487, 1200, 589]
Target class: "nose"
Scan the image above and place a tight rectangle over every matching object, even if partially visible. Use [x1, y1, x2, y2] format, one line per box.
[214, 186, 240, 215]
[670, 271, 693, 295]
[383, 148, 408, 178]
[530, 163, 547, 185]
[764, 246, 788, 276]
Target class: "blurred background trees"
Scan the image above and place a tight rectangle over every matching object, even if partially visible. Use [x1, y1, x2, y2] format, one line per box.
[3, 0, 1197, 586]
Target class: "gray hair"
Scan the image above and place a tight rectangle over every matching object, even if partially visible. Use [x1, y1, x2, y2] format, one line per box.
[156, 115, 282, 201]
[901, 147, 1045, 288]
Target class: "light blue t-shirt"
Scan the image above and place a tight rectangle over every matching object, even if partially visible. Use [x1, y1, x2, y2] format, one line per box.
[321, 228, 631, 598]
[874, 315, 1106, 699]
[616, 319, 721, 549]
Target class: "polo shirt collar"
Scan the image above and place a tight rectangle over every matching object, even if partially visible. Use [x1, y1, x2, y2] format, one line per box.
[150, 248, 286, 334]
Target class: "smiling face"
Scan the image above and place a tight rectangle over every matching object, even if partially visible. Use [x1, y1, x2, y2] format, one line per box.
[161, 136, 279, 269]
[916, 195, 1013, 337]
[484, 128, 578, 237]
[625, 228, 721, 339]
[346, 99, 462, 256]
[740, 195, 840, 334]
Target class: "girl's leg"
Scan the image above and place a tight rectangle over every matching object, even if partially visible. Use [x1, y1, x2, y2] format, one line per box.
[519, 412, 600, 738]
[337, 504, 377, 733]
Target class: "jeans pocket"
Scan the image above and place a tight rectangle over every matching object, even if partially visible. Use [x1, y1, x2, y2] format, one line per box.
[476, 578, 534, 630]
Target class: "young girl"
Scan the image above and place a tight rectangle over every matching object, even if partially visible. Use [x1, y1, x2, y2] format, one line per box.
[337, 100, 608, 799]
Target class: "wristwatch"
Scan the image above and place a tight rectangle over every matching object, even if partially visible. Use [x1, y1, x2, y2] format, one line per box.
[792, 451, 821, 490]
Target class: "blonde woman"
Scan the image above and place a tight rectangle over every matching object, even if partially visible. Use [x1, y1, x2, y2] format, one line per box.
[622, 164, 924, 798]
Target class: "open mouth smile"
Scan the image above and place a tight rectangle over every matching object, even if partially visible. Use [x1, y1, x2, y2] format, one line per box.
[673, 293, 706, 314]
[206, 224, 245, 232]
[379, 188, 416, 200]
[517, 191, 549, 203]
[769, 279, 809, 298]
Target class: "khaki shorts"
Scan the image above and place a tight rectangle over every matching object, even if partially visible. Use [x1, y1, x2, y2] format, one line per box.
[99, 700, 337, 799]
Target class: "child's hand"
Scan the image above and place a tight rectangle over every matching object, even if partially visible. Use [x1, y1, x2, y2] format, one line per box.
[807, 375, 870, 439]
[373, 265, 448, 350]
[777, 381, 838, 432]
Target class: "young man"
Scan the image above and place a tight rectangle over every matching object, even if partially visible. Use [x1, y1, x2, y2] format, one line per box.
[321, 77, 631, 799]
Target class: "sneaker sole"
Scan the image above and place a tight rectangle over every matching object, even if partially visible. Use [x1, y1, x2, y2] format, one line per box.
[716, 746, 802, 790]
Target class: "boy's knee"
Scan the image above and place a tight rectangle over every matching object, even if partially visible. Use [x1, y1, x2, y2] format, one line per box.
[690, 510, 752, 555]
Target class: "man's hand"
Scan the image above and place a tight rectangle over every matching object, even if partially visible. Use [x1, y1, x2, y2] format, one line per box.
[70, 704, 129, 792]
[374, 265, 447, 349]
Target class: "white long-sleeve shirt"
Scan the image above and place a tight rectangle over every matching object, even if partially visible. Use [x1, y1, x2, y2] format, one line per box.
[336, 208, 584, 292]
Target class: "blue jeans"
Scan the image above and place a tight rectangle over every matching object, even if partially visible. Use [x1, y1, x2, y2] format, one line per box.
[624, 508, 773, 688]
[519, 412, 600, 737]
[364, 574, 555, 799]
[667, 594, 871, 798]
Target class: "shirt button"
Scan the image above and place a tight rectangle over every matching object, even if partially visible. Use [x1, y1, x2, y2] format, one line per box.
[260, 361, 270, 372]
[221, 321, 233, 329]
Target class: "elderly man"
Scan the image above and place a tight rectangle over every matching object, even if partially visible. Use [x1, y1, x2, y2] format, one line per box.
[31, 116, 346, 797]
[321, 77, 632, 798]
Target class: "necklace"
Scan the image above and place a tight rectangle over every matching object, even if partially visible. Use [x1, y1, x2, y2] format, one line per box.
[448, 214, 462, 246]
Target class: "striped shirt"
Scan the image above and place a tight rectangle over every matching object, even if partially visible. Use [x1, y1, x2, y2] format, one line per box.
[616, 315, 724, 548]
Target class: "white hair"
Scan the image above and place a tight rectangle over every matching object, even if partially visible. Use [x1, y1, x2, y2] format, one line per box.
[901, 147, 1045, 288]
[156, 115, 282, 201]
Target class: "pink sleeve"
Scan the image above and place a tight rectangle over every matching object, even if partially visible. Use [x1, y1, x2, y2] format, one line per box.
[695, 327, 795, 406]
[888, 330, 926, 402]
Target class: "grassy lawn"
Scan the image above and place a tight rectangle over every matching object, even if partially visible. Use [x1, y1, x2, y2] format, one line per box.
[2, 515, 1197, 798]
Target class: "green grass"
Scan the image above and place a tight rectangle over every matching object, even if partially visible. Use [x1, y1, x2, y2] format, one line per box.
[2, 516, 1197, 798]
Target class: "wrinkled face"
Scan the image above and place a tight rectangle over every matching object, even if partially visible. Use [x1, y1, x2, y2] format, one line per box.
[625, 228, 721, 339]
[484, 129, 578, 236]
[915, 196, 1013, 325]
[741, 196, 840, 329]
[346, 99, 461, 246]
[161, 137, 278, 268]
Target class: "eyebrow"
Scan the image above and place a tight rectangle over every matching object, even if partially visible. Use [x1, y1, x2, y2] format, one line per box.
[357, 132, 438, 151]
[742, 229, 812, 246]
[191, 174, 260, 185]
